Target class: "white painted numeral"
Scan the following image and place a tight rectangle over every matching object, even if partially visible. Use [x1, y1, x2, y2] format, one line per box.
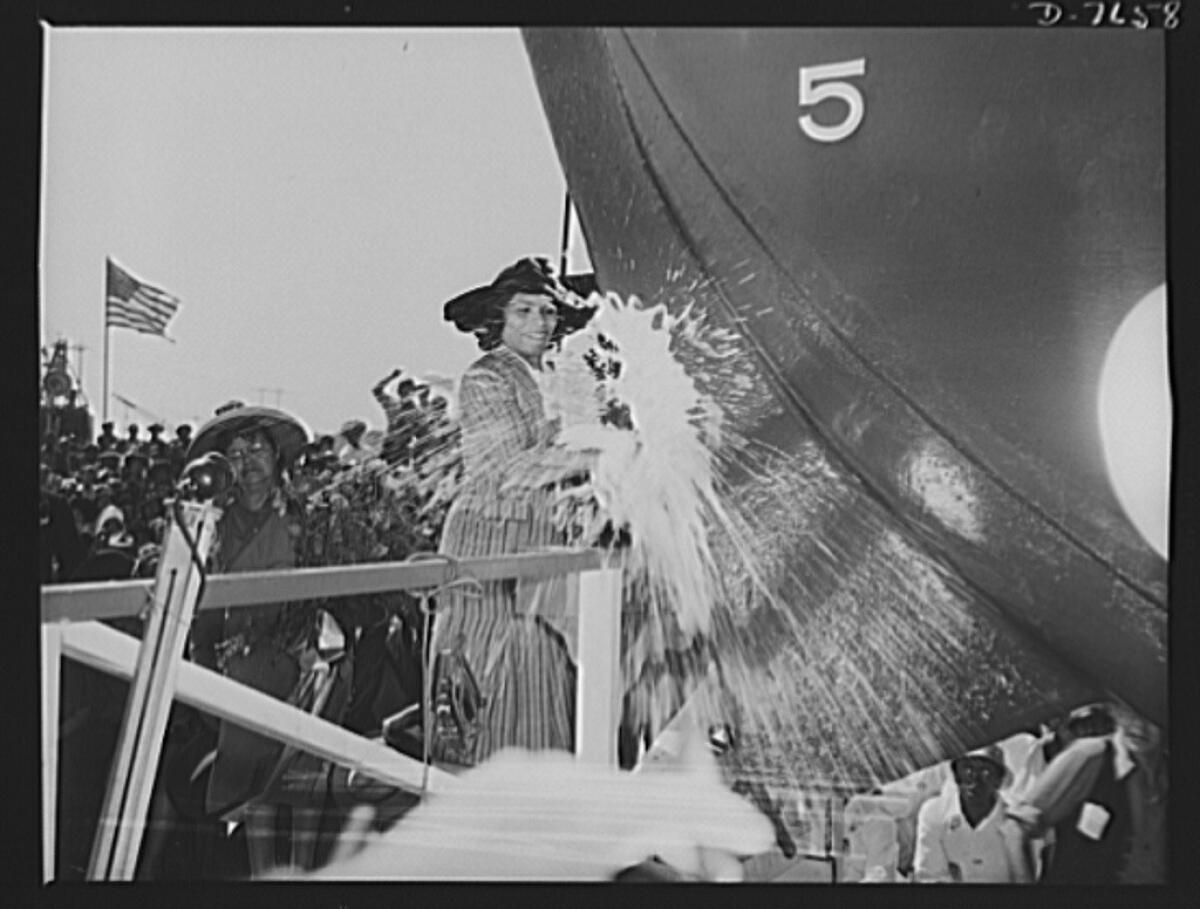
[799, 58, 867, 143]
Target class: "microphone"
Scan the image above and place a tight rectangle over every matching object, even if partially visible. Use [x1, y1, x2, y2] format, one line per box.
[177, 452, 235, 503]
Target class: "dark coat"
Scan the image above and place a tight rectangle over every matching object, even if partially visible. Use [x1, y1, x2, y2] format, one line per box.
[40, 491, 85, 583]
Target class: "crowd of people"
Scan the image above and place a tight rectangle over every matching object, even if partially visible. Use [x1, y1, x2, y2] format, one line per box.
[39, 420, 192, 584]
[38, 372, 462, 590]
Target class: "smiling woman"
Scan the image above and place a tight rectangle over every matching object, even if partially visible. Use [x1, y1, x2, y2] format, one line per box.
[502, 292, 561, 366]
[431, 257, 598, 765]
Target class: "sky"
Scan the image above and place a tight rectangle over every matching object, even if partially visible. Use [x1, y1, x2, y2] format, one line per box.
[39, 27, 593, 435]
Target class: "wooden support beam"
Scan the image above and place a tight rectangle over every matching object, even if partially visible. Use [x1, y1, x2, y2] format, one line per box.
[574, 567, 623, 766]
[41, 621, 64, 883]
[59, 621, 458, 796]
[40, 579, 152, 624]
[42, 549, 614, 623]
[88, 501, 220, 881]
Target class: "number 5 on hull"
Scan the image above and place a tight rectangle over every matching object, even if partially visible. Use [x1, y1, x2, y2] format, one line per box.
[799, 58, 867, 143]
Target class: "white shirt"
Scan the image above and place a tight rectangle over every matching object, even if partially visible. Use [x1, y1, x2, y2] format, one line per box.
[914, 789, 1031, 883]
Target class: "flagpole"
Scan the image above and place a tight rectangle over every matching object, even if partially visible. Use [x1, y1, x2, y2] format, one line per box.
[102, 325, 110, 424]
[102, 258, 110, 424]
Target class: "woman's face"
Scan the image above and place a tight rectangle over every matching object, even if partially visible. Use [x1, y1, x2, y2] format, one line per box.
[501, 292, 559, 363]
[225, 429, 278, 492]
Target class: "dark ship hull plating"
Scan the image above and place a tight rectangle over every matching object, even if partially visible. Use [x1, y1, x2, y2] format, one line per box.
[525, 28, 1166, 783]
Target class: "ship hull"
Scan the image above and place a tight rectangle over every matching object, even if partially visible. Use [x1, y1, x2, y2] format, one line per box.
[525, 28, 1166, 782]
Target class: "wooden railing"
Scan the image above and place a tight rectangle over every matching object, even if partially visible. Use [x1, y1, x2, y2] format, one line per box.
[40, 499, 623, 882]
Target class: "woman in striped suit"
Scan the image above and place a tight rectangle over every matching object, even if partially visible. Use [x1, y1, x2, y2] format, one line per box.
[434, 257, 596, 765]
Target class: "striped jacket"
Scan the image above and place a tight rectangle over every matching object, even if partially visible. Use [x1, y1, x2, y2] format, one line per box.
[433, 345, 577, 762]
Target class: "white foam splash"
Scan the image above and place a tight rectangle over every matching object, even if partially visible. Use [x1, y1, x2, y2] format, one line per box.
[545, 293, 733, 639]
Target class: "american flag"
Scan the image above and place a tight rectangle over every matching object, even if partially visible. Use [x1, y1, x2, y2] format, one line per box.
[105, 258, 181, 338]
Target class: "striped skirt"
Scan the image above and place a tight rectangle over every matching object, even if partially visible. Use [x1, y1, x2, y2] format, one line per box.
[432, 483, 576, 765]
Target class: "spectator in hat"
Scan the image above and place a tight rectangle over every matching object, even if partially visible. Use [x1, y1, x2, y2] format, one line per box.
[432, 256, 598, 766]
[914, 745, 1032, 883]
[146, 402, 348, 880]
[335, 419, 371, 467]
[97, 421, 119, 451]
[186, 406, 308, 816]
[119, 423, 141, 455]
[145, 423, 169, 459]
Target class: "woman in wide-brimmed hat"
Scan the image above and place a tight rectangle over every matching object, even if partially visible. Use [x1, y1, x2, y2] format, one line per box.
[144, 403, 349, 879]
[186, 404, 310, 662]
[432, 256, 598, 766]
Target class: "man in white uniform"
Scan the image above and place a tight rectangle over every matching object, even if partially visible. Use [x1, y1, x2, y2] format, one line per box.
[914, 745, 1032, 883]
